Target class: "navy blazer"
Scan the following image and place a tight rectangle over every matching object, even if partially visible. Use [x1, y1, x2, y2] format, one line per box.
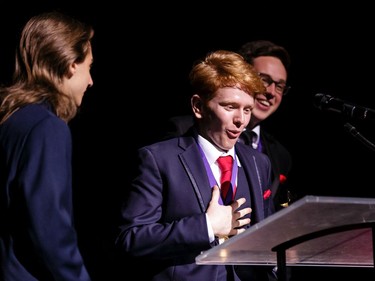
[164, 115, 294, 210]
[259, 129, 293, 210]
[116, 132, 273, 281]
[0, 104, 91, 281]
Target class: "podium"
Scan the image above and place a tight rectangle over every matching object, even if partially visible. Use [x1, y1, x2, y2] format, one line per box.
[196, 195, 375, 280]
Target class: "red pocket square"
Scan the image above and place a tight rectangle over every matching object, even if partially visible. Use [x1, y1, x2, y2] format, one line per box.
[279, 174, 287, 184]
[263, 189, 272, 200]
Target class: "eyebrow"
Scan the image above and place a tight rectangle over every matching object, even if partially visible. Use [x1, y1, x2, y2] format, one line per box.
[260, 72, 286, 83]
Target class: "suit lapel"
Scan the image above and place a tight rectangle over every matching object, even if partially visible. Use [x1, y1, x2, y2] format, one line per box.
[175, 136, 267, 221]
[178, 137, 213, 212]
[262, 132, 281, 176]
[235, 144, 265, 222]
[261, 132, 280, 196]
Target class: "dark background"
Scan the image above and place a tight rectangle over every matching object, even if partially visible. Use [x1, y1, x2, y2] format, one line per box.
[2, 3, 375, 280]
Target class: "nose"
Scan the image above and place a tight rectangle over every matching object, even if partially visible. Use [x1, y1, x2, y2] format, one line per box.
[233, 110, 247, 127]
[266, 83, 277, 97]
[264, 91, 274, 100]
[88, 76, 94, 88]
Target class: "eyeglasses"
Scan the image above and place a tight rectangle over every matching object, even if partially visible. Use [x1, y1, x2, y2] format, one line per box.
[258, 73, 291, 95]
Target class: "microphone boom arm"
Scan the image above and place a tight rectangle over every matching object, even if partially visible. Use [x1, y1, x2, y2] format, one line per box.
[344, 123, 375, 152]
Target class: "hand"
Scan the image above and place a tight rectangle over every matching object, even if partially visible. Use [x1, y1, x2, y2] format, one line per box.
[206, 185, 251, 238]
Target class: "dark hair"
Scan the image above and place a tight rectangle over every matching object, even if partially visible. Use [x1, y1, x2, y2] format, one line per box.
[237, 40, 291, 71]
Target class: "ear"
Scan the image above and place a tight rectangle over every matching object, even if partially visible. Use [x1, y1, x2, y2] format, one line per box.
[67, 62, 78, 79]
[191, 94, 203, 119]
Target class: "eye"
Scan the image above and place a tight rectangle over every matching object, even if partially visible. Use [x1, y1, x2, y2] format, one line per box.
[275, 83, 286, 92]
[260, 76, 271, 87]
[244, 108, 251, 114]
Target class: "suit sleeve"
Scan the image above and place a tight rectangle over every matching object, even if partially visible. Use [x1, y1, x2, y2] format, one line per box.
[19, 116, 91, 281]
[116, 146, 212, 260]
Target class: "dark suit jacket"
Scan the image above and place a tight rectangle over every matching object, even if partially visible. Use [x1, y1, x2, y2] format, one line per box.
[259, 129, 292, 210]
[116, 130, 273, 281]
[0, 103, 91, 281]
[164, 115, 293, 211]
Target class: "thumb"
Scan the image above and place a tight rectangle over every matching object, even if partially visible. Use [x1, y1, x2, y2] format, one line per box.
[211, 185, 220, 202]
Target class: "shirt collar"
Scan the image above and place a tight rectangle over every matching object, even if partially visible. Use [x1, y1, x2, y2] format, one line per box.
[197, 135, 235, 166]
[251, 125, 261, 145]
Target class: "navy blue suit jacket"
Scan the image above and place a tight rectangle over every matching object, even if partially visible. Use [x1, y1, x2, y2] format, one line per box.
[116, 131, 273, 281]
[164, 115, 294, 210]
[0, 104, 91, 281]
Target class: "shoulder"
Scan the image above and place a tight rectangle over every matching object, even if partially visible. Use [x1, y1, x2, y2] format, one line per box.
[141, 134, 196, 154]
[236, 142, 270, 163]
[236, 143, 272, 180]
[169, 115, 194, 123]
[261, 129, 291, 158]
[13, 103, 63, 124]
[135, 136, 199, 171]
[163, 115, 194, 139]
[3, 103, 68, 139]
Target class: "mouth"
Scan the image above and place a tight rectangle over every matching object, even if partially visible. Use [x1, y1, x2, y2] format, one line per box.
[227, 130, 242, 139]
[256, 97, 271, 108]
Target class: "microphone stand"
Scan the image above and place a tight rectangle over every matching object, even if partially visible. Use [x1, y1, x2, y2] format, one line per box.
[344, 123, 375, 152]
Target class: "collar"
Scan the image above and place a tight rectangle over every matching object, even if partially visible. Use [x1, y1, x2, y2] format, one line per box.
[251, 125, 261, 145]
[197, 135, 236, 166]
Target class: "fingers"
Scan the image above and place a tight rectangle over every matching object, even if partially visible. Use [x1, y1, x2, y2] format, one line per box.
[210, 185, 220, 203]
[235, 217, 251, 228]
[208, 192, 252, 238]
[233, 227, 247, 236]
[235, 197, 246, 207]
[236, 207, 251, 218]
[228, 220, 250, 236]
[232, 204, 251, 230]
[231, 197, 246, 211]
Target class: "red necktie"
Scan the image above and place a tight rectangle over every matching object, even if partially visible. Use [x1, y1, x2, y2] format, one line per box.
[217, 155, 233, 204]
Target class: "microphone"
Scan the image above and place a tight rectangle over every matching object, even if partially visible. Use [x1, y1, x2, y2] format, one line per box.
[314, 93, 375, 122]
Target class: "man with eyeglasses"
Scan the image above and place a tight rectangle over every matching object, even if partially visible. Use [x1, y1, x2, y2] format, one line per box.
[164, 40, 295, 213]
[237, 40, 294, 212]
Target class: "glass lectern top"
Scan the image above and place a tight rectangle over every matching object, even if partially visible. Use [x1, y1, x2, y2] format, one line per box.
[196, 195, 375, 267]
